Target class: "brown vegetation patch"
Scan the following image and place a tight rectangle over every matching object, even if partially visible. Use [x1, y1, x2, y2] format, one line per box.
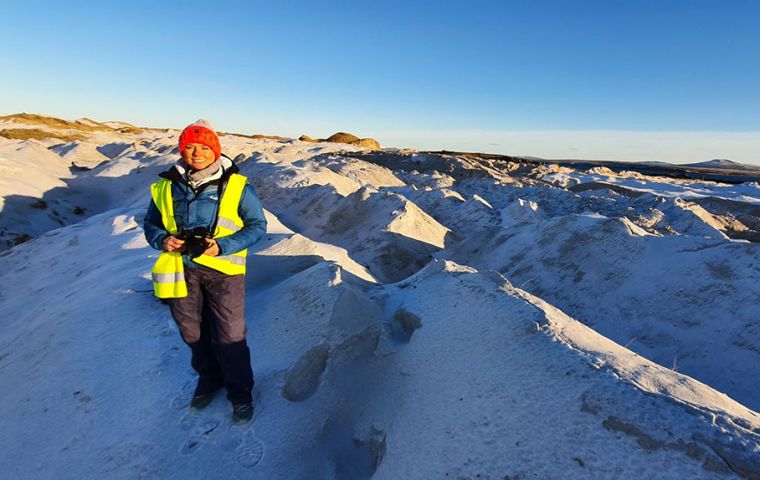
[250, 134, 286, 140]
[353, 137, 381, 150]
[326, 132, 360, 143]
[298, 131, 381, 150]
[0, 113, 113, 132]
[0, 128, 87, 142]
[0, 113, 150, 135]
[113, 125, 146, 134]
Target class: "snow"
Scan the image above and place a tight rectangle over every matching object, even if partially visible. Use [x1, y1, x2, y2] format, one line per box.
[0, 115, 759, 479]
[445, 213, 760, 412]
[543, 169, 760, 205]
[49, 141, 110, 168]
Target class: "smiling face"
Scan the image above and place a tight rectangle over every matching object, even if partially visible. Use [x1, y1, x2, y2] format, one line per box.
[181, 143, 216, 170]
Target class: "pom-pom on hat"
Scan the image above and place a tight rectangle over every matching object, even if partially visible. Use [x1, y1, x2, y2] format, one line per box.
[179, 119, 221, 159]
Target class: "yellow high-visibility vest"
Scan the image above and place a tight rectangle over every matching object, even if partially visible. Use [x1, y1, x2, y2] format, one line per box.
[149, 173, 249, 298]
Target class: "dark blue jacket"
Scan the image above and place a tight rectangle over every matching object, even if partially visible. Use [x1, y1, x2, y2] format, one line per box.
[143, 160, 267, 268]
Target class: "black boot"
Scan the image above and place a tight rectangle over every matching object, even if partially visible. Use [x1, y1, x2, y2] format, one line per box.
[190, 391, 216, 410]
[232, 402, 254, 424]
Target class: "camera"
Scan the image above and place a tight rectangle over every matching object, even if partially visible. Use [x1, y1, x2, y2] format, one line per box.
[175, 227, 211, 258]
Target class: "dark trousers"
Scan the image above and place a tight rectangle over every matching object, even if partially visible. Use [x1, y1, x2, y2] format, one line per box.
[167, 266, 254, 404]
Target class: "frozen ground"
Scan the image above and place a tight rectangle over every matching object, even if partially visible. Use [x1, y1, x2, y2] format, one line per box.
[0, 115, 759, 479]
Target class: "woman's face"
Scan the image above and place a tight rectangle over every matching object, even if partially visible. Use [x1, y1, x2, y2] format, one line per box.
[181, 143, 216, 170]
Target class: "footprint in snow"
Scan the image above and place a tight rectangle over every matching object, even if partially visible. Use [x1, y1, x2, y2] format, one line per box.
[170, 379, 196, 410]
[220, 427, 264, 467]
[161, 346, 180, 362]
[158, 328, 175, 338]
[180, 420, 220, 455]
[236, 430, 264, 468]
[150, 343, 182, 376]
[178, 409, 202, 432]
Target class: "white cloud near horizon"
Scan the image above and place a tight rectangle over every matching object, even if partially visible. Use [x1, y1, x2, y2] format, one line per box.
[378, 130, 760, 166]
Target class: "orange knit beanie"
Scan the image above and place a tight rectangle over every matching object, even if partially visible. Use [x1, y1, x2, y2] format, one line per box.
[178, 119, 221, 159]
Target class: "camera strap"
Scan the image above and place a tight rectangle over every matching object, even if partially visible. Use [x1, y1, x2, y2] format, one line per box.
[207, 179, 225, 236]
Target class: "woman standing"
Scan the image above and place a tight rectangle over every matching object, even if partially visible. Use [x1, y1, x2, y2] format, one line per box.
[143, 119, 267, 423]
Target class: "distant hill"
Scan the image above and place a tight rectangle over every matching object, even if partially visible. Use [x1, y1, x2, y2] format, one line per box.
[681, 159, 760, 171]
[639, 160, 674, 167]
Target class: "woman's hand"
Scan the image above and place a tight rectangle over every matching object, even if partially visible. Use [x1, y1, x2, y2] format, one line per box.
[162, 235, 186, 252]
[203, 238, 220, 257]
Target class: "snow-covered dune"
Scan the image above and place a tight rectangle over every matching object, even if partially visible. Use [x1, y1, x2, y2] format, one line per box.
[445, 213, 760, 412]
[1, 115, 759, 479]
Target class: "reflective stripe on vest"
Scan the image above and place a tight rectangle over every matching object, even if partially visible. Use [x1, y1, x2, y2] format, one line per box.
[216, 216, 241, 232]
[152, 271, 186, 283]
[149, 173, 249, 299]
[216, 254, 246, 265]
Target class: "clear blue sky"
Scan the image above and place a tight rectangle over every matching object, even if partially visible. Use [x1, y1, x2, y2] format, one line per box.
[2, 0, 759, 163]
